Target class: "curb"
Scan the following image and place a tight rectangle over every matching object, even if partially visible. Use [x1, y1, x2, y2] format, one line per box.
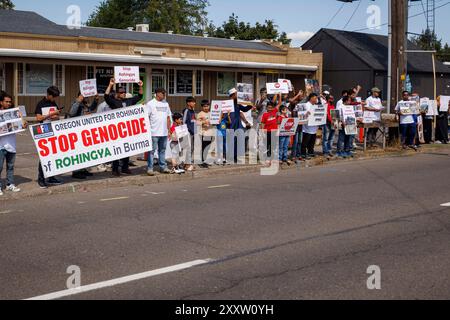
[1, 146, 448, 202]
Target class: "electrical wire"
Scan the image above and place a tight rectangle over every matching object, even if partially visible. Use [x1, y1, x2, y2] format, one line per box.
[344, 0, 364, 30]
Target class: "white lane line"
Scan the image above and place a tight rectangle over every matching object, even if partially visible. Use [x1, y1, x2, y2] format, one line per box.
[145, 191, 166, 195]
[0, 210, 13, 215]
[25, 259, 213, 300]
[207, 184, 231, 189]
[441, 203, 450, 207]
[100, 197, 129, 202]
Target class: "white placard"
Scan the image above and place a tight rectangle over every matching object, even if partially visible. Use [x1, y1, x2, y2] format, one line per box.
[279, 118, 300, 136]
[398, 101, 420, 115]
[0, 107, 25, 137]
[363, 111, 374, 124]
[175, 124, 190, 139]
[266, 82, 289, 95]
[237, 83, 254, 105]
[307, 104, 328, 126]
[114, 66, 140, 83]
[440, 96, 450, 112]
[294, 103, 309, 124]
[18, 105, 27, 117]
[79, 79, 98, 98]
[342, 105, 357, 135]
[30, 105, 152, 178]
[278, 79, 293, 92]
[426, 100, 438, 116]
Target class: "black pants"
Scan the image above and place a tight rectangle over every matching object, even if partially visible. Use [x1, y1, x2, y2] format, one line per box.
[113, 157, 129, 172]
[201, 136, 212, 163]
[38, 161, 45, 182]
[436, 113, 449, 143]
[423, 117, 433, 144]
[367, 128, 378, 145]
[266, 132, 273, 158]
[301, 133, 316, 156]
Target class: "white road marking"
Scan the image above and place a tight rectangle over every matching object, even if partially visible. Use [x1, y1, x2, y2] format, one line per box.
[0, 210, 13, 215]
[100, 197, 129, 202]
[25, 259, 213, 300]
[441, 203, 450, 207]
[207, 184, 231, 189]
[145, 191, 165, 195]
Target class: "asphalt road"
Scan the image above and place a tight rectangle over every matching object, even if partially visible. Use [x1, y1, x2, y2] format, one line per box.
[1, 151, 450, 300]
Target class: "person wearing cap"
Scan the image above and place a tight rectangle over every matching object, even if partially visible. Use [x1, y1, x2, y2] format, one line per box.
[105, 77, 144, 176]
[228, 88, 254, 162]
[146, 88, 172, 176]
[365, 87, 383, 148]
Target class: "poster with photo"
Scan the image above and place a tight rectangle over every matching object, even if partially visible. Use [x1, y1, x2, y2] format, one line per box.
[237, 83, 254, 105]
[342, 105, 357, 135]
[293, 103, 309, 124]
[305, 79, 320, 95]
[354, 104, 364, 119]
[0, 107, 25, 137]
[398, 101, 420, 115]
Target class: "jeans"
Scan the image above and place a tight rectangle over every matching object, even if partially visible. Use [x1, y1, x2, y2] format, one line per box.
[322, 124, 335, 154]
[400, 123, 417, 146]
[337, 130, 351, 153]
[147, 136, 168, 171]
[279, 136, 290, 161]
[0, 150, 16, 186]
[291, 127, 302, 159]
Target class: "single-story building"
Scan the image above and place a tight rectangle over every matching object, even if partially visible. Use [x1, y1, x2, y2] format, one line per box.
[302, 28, 450, 99]
[0, 10, 322, 115]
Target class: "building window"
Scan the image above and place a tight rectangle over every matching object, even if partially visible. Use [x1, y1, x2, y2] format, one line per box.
[0, 64, 5, 92]
[217, 72, 236, 96]
[87, 66, 95, 79]
[166, 69, 202, 96]
[151, 69, 166, 95]
[17, 63, 65, 96]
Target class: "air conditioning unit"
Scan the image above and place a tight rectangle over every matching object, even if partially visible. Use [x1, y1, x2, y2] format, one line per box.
[136, 24, 149, 32]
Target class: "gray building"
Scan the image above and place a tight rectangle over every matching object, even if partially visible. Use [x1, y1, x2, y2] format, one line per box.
[302, 28, 450, 99]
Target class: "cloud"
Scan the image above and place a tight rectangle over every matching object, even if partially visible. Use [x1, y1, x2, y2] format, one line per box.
[287, 30, 315, 45]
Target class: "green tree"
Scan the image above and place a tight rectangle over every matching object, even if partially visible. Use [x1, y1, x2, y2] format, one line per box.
[0, 0, 15, 9]
[410, 29, 450, 61]
[87, 0, 209, 35]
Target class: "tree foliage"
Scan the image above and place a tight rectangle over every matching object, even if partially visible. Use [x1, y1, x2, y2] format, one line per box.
[410, 29, 450, 61]
[0, 0, 15, 10]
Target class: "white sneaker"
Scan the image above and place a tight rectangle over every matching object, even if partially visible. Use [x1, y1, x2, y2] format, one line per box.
[6, 185, 20, 193]
[96, 164, 107, 173]
[0, 189, 3, 196]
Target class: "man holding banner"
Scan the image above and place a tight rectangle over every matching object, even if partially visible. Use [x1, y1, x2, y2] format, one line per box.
[105, 77, 144, 176]
[0, 93, 26, 195]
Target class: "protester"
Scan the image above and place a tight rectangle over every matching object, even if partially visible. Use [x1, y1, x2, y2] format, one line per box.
[255, 88, 270, 128]
[0, 93, 26, 195]
[35, 86, 64, 188]
[322, 94, 336, 157]
[68, 92, 99, 179]
[261, 98, 282, 165]
[169, 113, 186, 174]
[336, 95, 353, 158]
[301, 93, 320, 160]
[290, 90, 306, 162]
[278, 105, 292, 165]
[197, 100, 214, 168]
[146, 88, 172, 176]
[436, 96, 449, 144]
[395, 91, 417, 151]
[182, 96, 197, 172]
[105, 78, 144, 176]
[365, 87, 383, 148]
[216, 111, 231, 165]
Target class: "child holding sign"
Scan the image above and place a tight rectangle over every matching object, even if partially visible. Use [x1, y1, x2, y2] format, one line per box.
[169, 113, 186, 174]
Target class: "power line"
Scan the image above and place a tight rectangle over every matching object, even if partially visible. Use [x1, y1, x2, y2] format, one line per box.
[325, 2, 346, 28]
[352, 0, 450, 32]
[343, 0, 364, 30]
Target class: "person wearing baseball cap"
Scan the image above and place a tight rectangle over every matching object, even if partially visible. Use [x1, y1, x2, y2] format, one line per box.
[365, 87, 383, 148]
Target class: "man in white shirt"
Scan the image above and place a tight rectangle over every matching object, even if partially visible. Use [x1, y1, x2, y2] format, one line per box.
[365, 87, 383, 147]
[0, 94, 26, 195]
[146, 88, 172, 176]
[395, 91, 417, 150]
[301, 93, 320, 159]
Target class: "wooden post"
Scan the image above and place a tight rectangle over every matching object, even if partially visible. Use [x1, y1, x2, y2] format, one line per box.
[13, 62, 18, 107]
[432, 52, 437, 141]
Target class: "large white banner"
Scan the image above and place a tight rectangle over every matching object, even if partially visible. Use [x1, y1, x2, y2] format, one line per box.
[30, 105, 152, 178]
[307, 104, 328, 126]
[0, 108, 25, 137]
[114, 66, 140, 83]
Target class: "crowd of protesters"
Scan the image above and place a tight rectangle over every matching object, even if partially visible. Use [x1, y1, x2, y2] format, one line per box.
[0, 78, 449, 195]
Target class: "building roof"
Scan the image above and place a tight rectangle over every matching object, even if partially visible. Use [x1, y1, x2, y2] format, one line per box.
[0, 9, 283, 53]
[302, 28, 450, 74]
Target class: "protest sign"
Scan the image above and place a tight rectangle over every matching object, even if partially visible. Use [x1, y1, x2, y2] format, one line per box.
[0, 108, 25, 137]
[307, 104, 327, 126]
[79, 79, 98, 98]
[210, 101, 222, 125]
[114, 66, 140, 83]
[354, 104, 364, 119]
[237, 83, 254, 105]
[279, 118, 300, 136]
[175, 124, 190, 139]
[266, 82, 289, 95]
[342, 105, 357, 135]
[398, 101, 419, 115]
[440, 96, 450, 112]
[175, 124, 191, 153]
[426, 100, 438, 116]
[305, 79, 320, 95]
[417, 115, 425, 144]
[294, 103, 309, 124]
[213, 99, 234, 115]
[30, 105, 152, 178]
[278, 79, 293, 92]
[18, 106, 27, 117]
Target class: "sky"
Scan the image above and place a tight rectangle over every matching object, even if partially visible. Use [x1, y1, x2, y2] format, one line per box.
[11, 0, 450, 46]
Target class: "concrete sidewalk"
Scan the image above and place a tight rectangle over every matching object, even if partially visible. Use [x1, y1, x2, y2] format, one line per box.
[1, 130, 449, 201]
